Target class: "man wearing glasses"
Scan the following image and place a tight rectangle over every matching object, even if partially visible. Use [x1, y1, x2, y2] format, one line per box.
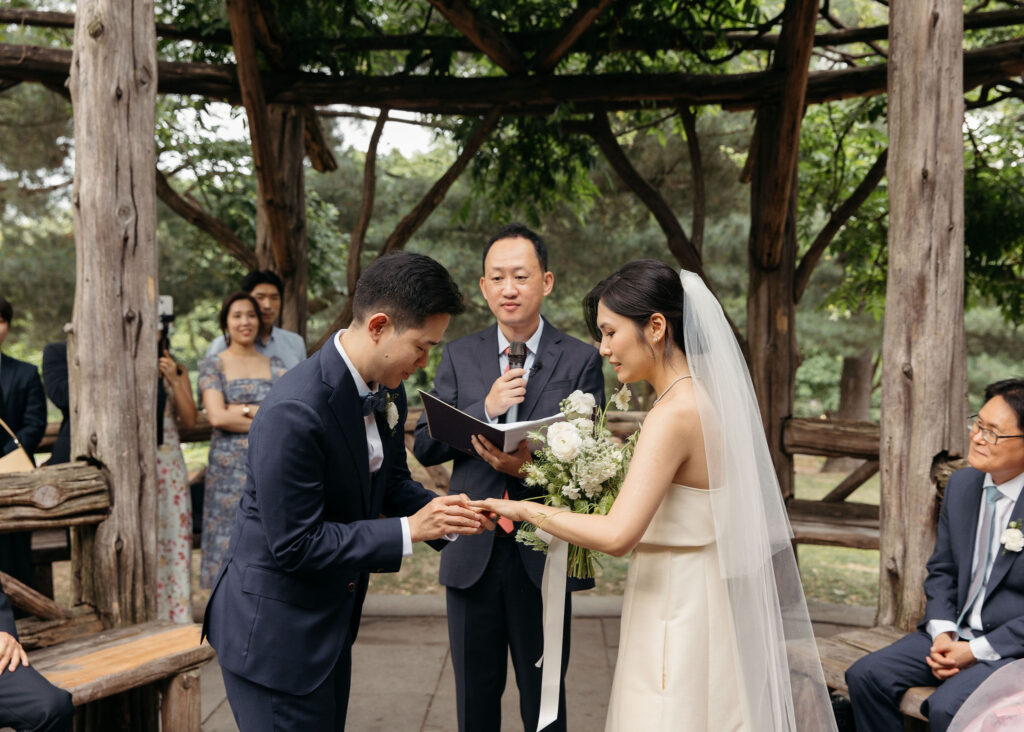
[847, 378, 1024, 731]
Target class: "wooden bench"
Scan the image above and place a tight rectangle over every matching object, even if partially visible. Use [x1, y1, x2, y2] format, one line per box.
[28, 621, 214, 729]
[817, 625, 935, 728]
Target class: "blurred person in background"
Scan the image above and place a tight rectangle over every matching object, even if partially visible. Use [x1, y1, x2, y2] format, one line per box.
[198, 292, 285, 588]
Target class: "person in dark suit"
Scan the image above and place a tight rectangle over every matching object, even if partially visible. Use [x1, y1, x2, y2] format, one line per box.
[41, 342, 70, 466]
[0, 297, 47, 592]
[413, 224, 604, 732]
[202, 252, 490, 731]
[847, 378, 1024, 731]
[0, 577, 75, 731]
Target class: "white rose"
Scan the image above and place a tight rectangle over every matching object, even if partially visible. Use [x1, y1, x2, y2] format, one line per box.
[563, 390, 596, 419]
[547, 422, 583, 461]
[386, 400, 399, 430]
[1001, 527, 1024, 553]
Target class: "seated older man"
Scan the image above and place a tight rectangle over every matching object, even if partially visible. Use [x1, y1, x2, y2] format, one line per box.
[847, 378, 1024, 731]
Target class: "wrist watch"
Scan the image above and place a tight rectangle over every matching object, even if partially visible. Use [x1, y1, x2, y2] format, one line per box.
[242, 404, 252, 418]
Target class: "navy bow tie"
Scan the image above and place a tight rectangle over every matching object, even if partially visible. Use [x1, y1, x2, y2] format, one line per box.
[361, 390, 388, 417]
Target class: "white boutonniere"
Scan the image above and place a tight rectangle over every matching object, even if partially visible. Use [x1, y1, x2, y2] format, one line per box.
[1001, 520, 1024, 555]
[385, 393, 399, 434]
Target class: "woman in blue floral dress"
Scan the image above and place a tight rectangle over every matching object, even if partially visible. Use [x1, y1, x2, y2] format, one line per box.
[199, 292, 287, 588]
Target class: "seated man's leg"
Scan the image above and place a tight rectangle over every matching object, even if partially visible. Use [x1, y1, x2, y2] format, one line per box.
[0, 664, 74, 732]
[922, 656, 1016, 732]
[846, 630, 936, 732]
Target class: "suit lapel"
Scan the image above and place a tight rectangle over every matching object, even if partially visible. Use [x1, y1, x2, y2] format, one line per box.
[983, 488, 1024, 596]
[476, 325, 501, 389]
[519, 320, 564, 421]
[321, 345, 372, 514]
[957, 474, 986, 604]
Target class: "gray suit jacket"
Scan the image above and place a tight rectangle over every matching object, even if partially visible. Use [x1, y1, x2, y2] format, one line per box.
[413, 320, 604, 590]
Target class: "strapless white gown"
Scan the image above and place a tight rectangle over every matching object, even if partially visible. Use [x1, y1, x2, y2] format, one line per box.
[605, 484, 747, 731]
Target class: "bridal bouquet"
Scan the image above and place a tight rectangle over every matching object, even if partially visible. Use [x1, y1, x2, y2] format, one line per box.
[517, 385, 639, 579]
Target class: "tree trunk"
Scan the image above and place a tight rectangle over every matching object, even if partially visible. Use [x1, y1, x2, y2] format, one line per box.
[823, 349, 874, 472]
[254, 103, 308, 339]
[878, 0, 967, 632]
[68, 0, 158, 631]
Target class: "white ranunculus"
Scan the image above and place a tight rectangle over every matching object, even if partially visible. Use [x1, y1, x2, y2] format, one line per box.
[386, 400, 399, 430]
[1001, 527, 1024, 553]
[547, 421, 583, 461]
[563, 390, 596, 419]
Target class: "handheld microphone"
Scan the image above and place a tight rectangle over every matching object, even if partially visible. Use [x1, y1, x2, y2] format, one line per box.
[508, 341, 527, 372]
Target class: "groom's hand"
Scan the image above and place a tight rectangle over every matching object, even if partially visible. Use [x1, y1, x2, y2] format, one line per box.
[409, 494, 493, 542]
[485, 369, 527, 420]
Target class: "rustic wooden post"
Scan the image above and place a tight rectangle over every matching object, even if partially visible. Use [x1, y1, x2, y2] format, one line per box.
[878, 0, 968, 631]
[746, 0, 817, 501]
[68, 0, 158, 628]
[254, 104, 308, 339]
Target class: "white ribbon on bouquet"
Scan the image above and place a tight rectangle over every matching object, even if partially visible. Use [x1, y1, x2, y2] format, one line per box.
[533, 526, 568, 732]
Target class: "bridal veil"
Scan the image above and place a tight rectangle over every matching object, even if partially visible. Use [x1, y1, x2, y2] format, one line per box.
[680, 270, 837, 731]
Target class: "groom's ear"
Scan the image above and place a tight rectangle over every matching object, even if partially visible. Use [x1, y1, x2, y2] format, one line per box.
[366, 313, 391, 342]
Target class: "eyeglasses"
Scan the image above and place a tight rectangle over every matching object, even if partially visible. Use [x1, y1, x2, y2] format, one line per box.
[967, 415, 1024, 446]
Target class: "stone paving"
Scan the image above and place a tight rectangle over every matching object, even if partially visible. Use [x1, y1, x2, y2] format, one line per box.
[200, 596, 871, 731]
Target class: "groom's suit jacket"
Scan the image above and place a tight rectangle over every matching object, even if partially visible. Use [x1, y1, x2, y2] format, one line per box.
[922, 466, 1024, 657]
[203, 341, 440, 696]
[413, 320, 604, 591]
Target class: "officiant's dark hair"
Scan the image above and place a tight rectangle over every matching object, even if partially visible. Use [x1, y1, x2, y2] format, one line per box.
[583, 260, 686, 357]
[482, 223, 548, 273]
[985, 378, 1024, 430]
[353, 252, 465, 330]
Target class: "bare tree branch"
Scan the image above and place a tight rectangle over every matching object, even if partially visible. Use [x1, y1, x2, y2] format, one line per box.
[793, 147, 887, 303]
[347, 109, 389, 299]
[155, 169, 259, 271]
[679, 106, 705, 257]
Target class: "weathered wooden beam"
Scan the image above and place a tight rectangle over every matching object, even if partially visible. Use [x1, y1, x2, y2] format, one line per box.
[426, 0, 528, 74]
[822, 460, 880, 503]
[532, 0, 615, 73]
[0, 462, 110, 531]
[15, 606, 104, 650]
[787, 498, 878, 523]
[783, 418, 880, 460]
[4, 39, 1024, 113]
[0, 570, 68, 620]
[5, 8, 1024, 55]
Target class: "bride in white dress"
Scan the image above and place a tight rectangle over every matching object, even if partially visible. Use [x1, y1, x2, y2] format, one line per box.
[474, 260, 837, 731]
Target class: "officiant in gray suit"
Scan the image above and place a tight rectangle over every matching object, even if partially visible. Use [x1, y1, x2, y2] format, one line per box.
[413, 224, 604, 732]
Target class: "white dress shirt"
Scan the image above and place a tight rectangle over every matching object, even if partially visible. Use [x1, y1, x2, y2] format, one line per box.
[333, 332, 413, 556]
[927, 470, 1024, 660]
[486, 319, 544, 424]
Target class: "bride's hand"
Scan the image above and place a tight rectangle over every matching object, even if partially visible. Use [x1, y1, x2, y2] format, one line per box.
[469, 497, 528, 524]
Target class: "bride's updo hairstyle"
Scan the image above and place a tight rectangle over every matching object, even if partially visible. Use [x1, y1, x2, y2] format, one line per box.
[583, 259, 686, 357]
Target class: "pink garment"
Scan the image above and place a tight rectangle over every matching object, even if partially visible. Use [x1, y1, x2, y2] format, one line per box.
[949, 660, 1024, 732]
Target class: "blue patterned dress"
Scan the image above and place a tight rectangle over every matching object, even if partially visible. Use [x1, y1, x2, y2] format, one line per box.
[198, 354, 286, 588]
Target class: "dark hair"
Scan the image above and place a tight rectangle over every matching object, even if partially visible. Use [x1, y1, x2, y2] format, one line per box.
[240, 270, 284, 297]
[0, 296, 11, 323]
[583, 259, 686, 356]
[481, 222, 548, 274]
[352, 252, 465, 330]
[984, 378, 1024, 431]
[218, 291, 262, 343]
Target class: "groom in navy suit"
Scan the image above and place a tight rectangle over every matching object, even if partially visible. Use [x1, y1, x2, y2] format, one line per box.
[203, 253, 490, 731]
[847, 378, 1024, 731]
[414, 224, 604, 731]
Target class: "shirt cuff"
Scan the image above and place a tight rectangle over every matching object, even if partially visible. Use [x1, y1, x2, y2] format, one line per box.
[969, 636, 1002, 662]
[926, 619, 958, 641]
[400, 517, 413, 557]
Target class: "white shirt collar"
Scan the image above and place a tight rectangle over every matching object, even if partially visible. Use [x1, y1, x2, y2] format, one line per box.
[333, 331, 376, 398]
[984, 470, 1024, 502]
[497, 318, 544, 357]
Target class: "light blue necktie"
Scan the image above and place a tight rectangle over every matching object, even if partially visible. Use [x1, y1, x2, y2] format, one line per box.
[956, 485, 1002, 636]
